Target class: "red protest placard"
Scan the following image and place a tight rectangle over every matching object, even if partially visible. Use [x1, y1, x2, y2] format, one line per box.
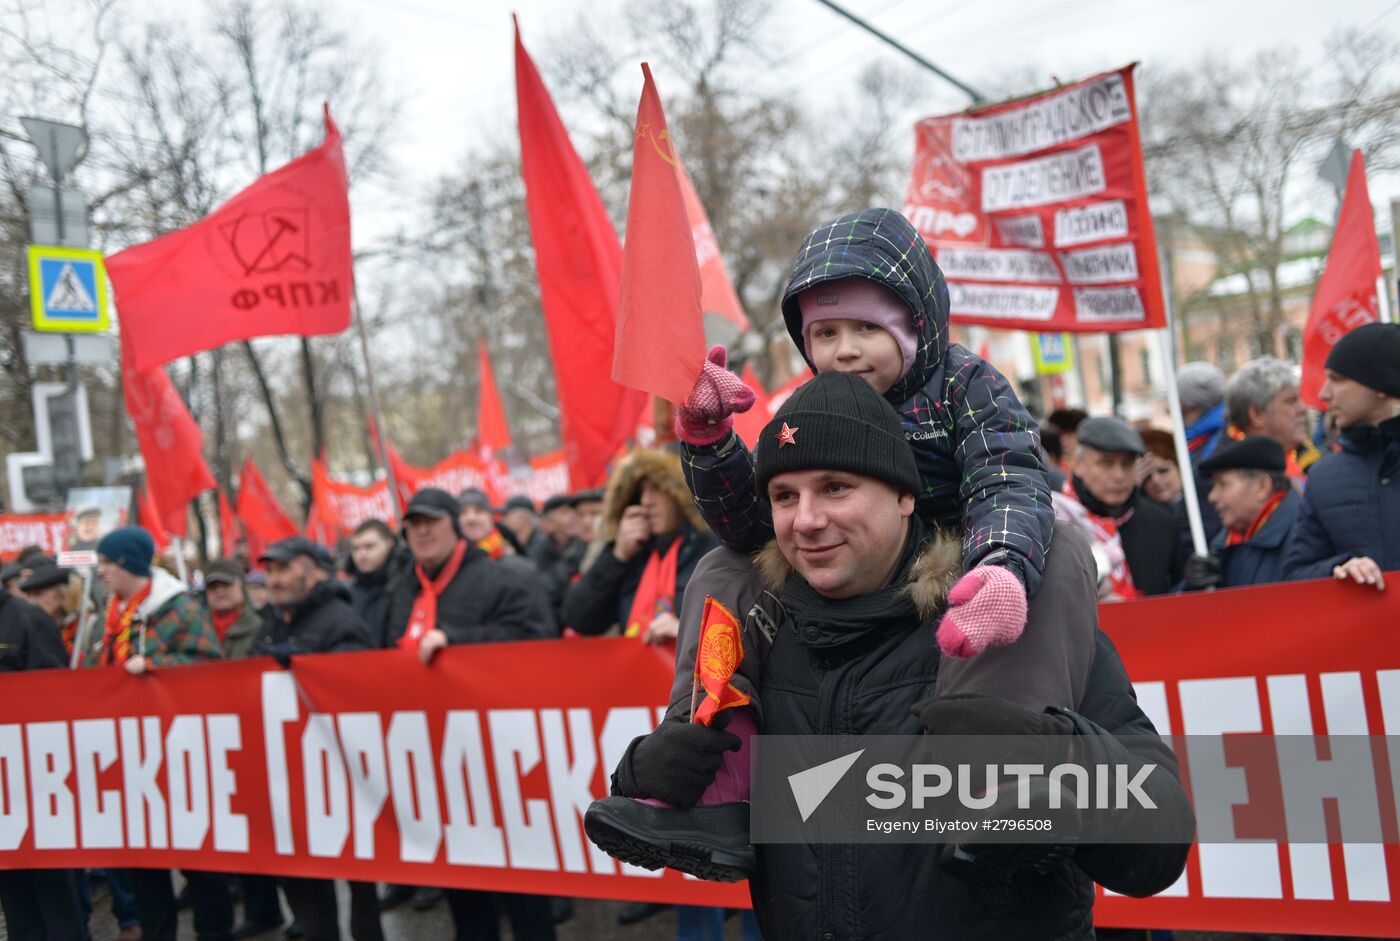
[903, 65, 1165, 333]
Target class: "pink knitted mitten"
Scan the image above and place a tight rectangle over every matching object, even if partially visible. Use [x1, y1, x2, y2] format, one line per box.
[935, 565, 1028, 659]
[673, 344, 756, 446]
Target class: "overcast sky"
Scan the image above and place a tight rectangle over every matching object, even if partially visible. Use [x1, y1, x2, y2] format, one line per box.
[344, 0, 1400, 233]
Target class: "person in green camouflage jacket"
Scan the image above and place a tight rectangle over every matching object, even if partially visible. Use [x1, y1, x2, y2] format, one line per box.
[80, 526, 223, 671]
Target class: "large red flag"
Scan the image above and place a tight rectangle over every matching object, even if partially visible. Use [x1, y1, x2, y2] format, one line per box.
[678, 162, 749, 333]
[614, 64, 706, 405]
[121, 340, 216, 537]
[515, 21, 647, 488]
[476, 342, 512, 454]
[107, 105, 352, 371]
[1301, 150, 1383, 408]
[235, 456, 298, 562]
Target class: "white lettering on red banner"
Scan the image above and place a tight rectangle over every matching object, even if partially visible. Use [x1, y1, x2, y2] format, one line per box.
[1074, 285, 1146, 322]
[981, 144, 1106, 213]
[948, 283, 1059, 320]
[937, 248, 1061, 284]
[1054, 199, 1129, 248]
[3, 579, 1399, 936]
[1061, 243, 1140, 285]
[0, 514, 68, 561]
[951, 72, 1133, 162]
[991, 214, 1045, 248]
[904, 65, 1165, 333]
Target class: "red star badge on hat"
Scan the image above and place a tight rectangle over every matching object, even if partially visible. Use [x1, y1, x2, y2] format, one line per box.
[777, 422, 798, 447]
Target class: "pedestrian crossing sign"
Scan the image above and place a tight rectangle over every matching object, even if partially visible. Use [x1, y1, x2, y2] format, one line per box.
[27, 244, 110, 334]
[1032, 332, 1074, 376]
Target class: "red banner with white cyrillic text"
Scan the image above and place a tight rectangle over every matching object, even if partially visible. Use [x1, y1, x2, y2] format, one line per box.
[903, 65, 1165, 333]
[0, 513, 67, 561]
[308, 458, 393, 540]
[2, 577, 1398, 936]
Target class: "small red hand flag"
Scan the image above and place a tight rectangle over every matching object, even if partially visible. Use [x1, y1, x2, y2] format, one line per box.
[690, 595, 751, 727]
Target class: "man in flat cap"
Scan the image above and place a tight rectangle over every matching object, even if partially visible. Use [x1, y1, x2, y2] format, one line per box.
[1061, 417, 1189, 597]
[0, 562, 84, 941]
[18, 558, 79, 654]
[1286, 322, 1400, 588]
[202, 558, 263, 658]
[1186, 437, 1301, 590]
[457, 487, 512, 558]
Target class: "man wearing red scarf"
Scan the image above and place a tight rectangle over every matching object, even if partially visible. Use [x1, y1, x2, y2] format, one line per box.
[202, 558, 263, 657]
[384, 487, 556, 941]
[86, 526, 231, 941]
[1187, 437, 1303, 590]
[1059, 418, 1189, 598]
[562, 449, 718, 643]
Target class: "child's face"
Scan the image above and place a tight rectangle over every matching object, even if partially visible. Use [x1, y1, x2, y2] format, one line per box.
[806, 319, 904, 395]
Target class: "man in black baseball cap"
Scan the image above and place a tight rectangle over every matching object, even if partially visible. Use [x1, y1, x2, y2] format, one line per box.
[1066, 416, 1188, 596]
[249, 536, 380, 939]
[1285, 322, 1400, 588]
[386, 491, 556, 939]
[1185, 437, 1301, 590]
[252, 536, 368, 658]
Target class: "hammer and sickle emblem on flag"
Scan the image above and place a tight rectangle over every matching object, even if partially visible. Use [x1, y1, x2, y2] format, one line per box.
[638, 120, 679, 169]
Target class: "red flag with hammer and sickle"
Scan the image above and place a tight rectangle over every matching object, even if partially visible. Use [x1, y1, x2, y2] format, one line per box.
[107, 104, 352, 371]
[613, 63, 707, 406]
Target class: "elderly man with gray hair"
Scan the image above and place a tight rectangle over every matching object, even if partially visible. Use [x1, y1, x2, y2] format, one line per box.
[1225, 356, 1318, 483]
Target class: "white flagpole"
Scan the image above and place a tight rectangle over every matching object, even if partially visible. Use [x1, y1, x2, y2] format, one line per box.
[171, 535, 190, 586]
[1157, 249, 1209, 557]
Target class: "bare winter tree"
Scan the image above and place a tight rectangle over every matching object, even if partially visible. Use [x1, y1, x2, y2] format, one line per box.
[93, 0, 399, 509]
[1140, 29, 1400, 352]
[0, 0, 119, 507]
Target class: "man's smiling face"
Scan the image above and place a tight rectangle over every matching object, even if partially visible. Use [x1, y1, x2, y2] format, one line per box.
[767, 468, 914, 599]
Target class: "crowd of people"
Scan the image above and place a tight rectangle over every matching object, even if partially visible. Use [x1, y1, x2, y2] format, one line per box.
[1, 206, 1397, 941]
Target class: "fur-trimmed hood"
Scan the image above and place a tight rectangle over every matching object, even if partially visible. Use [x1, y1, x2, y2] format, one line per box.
[754, 528, 962, 621]
[598, 448, 708, 543]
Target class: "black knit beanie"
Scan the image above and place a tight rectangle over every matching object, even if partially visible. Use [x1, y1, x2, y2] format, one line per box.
[1325, 322, 1400, 399]
[755, 371, 920, 495]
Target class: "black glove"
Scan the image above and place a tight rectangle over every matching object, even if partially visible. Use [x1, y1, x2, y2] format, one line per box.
[1183, 553, 1223, 591]
[915, 694, 1074, 738]
[269, 642, 295, 670]
[612, 714, 740, 808]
